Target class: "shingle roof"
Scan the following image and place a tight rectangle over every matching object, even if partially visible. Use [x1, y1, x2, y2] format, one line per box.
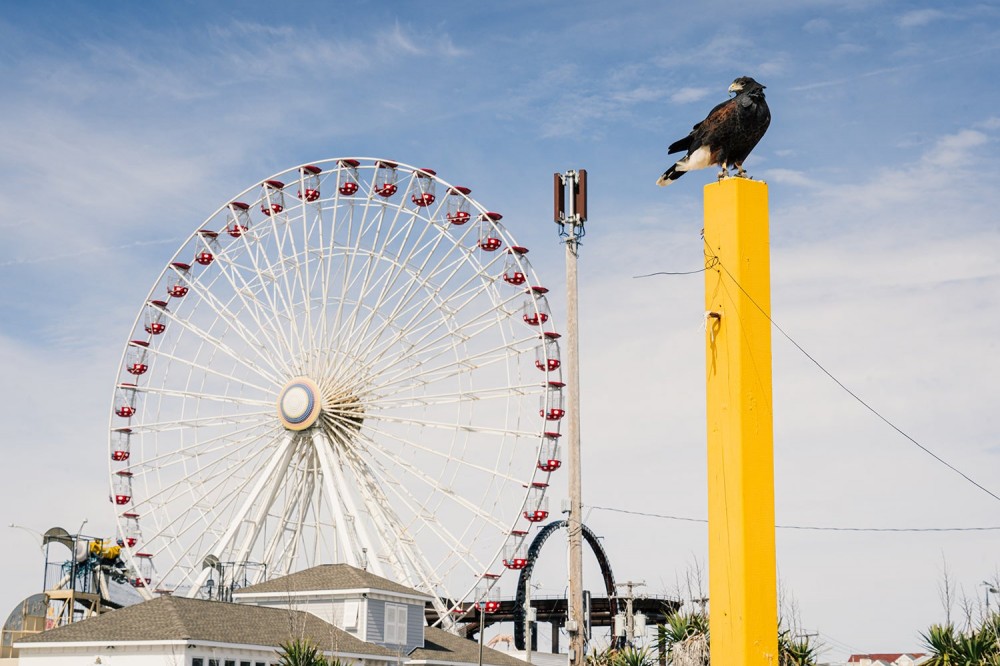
[17, 596, 394, 657]
[411, 628, 528, 666]
[234, 564, 431, 598]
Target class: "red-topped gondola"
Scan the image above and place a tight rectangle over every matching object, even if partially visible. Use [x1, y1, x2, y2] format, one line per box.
[261, 180, 285, 216]
[298, 165, 322, 202]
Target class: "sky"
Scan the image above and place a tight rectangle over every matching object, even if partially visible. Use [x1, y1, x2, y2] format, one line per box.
[1, 1, 1000, 662]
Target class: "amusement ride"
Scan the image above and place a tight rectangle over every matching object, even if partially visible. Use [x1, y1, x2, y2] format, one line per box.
[105, 158, 567, 626]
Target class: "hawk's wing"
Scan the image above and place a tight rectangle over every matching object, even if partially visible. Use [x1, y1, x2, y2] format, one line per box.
[667, 97, 735, 155]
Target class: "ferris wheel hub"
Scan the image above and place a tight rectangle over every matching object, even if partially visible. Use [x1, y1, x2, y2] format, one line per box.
[277, 377, 323, 431]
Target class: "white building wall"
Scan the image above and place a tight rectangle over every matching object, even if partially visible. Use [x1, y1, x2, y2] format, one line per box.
[18, 642, 393, 666]
[19, 643, 193, 666]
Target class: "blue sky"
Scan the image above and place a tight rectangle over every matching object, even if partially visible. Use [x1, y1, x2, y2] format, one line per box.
[2, 1, 1000, 661]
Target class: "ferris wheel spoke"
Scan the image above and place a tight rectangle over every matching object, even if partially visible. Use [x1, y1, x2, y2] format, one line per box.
[261, 450, 318, 575]
[356, 424, 530, 504]
[336, 206, 445, 360]
[357, 449, 486, 578]
[317, 426, 412, 586]
[363, 411, 540, 439]
[135, 383, 273, 410]
[172, 274, 289, 384]
[125, 420, 279, 476]
[335, 246, 470, 365]
[352, 431, 512, 533]
[131, 438, 281, 591]
[297, 208, 332, 378]
[201, 247, 299, 374]
[315, 207, 345, 369]
[228, 436, 306, 568]
[342, 229, 458, 360]
[132, 428, 283, 534]
[259, 204, 314, 368]
[368, 388, 536, 414]
[312, 429, 392, 575]
[126, 407, 274, 435]
[359, 269, 521, 374]
[331, 181, 435, 362]
[182, 433, 299, 596]
[219, 232, 300, 366]
[335, 444, 452, 619]
[372, 331, 536, 398]
[330, 192, 391, 359]
[326, 196, 372, 366]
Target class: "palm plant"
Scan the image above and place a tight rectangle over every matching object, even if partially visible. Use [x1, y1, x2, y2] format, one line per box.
[922, 623, 963, 666]
[277, 638, 328, 666]
[954, 624, 998, 666]
[587, 646, 617, 666]
[614, 646, 655, 666]
[658, 610, 710, 666]
[777, 627, 819, 666]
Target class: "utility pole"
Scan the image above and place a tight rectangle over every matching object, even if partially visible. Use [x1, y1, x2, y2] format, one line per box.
[615, 581, 646, 645]
[554, 169, 587, 665]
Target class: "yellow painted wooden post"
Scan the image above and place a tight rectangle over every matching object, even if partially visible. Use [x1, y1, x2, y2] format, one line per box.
[703, 178, 778, 666]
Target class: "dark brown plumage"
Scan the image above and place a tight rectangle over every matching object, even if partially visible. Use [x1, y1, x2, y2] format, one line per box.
[656, 76, 770, 186]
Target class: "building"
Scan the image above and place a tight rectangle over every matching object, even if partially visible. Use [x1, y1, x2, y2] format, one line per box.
[14, 564, 528, 666]
[846, 654, 928, 666]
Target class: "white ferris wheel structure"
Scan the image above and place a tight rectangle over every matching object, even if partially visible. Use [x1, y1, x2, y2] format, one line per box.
[107, 158, 566, 625]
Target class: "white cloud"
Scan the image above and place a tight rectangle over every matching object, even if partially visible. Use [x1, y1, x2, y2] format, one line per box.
[761, 168, 819, 188]
[803, 18, 832, 33]
[670, 87, 711, 104]
[897, 8, 948, 28]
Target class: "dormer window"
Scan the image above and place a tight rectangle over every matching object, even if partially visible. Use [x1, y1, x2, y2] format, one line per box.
[343, 600, 360, 631]
[384, 603, 408, 645]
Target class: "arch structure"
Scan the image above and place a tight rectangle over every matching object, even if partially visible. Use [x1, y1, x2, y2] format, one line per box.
[513, 520, 621, 650]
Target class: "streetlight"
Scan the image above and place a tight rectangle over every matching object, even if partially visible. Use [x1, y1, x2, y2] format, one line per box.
[8, 524, 44, 550]
[982, 582, 999, 614]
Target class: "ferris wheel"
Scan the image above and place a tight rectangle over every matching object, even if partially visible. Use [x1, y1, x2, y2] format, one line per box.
[106, 158, 566, 623]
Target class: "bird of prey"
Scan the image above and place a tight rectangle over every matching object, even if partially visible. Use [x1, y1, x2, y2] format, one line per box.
[656, 76, 770, 186]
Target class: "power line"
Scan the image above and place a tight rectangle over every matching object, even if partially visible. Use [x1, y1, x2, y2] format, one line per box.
[698, 241, 1000, 505]
[633, 256, 718, 278]
[587, 505, 1000, 533]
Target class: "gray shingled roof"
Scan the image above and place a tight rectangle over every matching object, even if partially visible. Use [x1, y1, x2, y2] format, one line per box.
[412, 628, 529, 666]
[17, 596, 393, 657]
[234, 564, 431, 598]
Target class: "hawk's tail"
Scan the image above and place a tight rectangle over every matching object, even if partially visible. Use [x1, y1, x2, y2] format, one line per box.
[656, 163, 685, 187]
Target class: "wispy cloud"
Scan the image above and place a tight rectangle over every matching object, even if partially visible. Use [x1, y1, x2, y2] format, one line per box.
[670, 87, 710, 104]
[897, 8, 949, 28]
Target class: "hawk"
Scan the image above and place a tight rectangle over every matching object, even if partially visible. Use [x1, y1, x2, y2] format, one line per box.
[656, 76, 770, 186]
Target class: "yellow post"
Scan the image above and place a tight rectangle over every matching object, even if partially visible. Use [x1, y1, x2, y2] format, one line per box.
[703, 178, 778, 666]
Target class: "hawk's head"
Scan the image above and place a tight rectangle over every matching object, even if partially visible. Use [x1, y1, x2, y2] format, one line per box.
[729, 76, 766, 96]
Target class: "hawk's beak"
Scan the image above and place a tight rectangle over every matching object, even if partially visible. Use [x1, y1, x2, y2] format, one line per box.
[728, 82, 742, 95]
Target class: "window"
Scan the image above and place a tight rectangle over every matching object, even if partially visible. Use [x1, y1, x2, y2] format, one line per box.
[343, 599, 360, 630]
[209, 660, 220, 666]
[225, 661, 235, 666]
[241, 662, 251, 666]
[384, 603, 408, 645]
[193, 659, 204, 666]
